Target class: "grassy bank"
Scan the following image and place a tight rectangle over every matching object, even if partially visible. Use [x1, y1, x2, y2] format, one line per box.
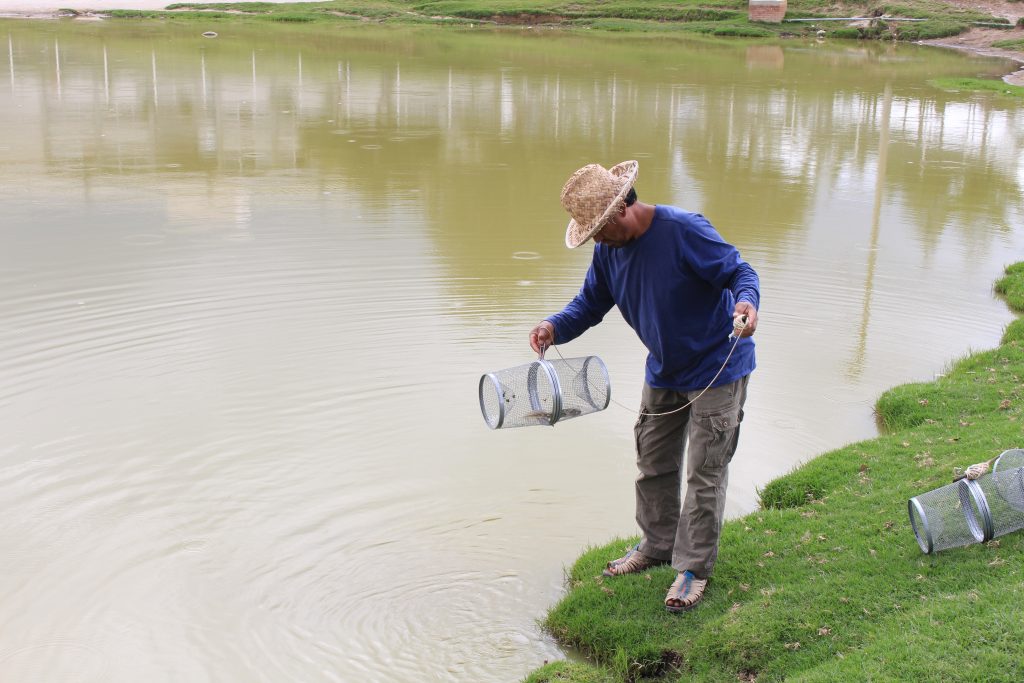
[74, 0, 1017, 41]
[930, 77, 1024, 98]
[526, 262, 1024, 682]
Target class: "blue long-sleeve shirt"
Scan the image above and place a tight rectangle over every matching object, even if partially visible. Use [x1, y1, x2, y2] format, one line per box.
[547, 205, 759, 392]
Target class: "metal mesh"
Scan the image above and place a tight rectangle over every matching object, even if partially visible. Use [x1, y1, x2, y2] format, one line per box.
[908, 479, 989, 554]
[992, 449, 1024, 514]
[479, 356, 610, 429]
[909, 449, 1024, 554]
[973, 469, 1024, 541]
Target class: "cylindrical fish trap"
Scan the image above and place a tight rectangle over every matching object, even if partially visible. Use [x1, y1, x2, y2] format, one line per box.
[908, 478, 992, 554]
[479, 356, 610, 429]
[981, 449, 1024, 539]
[992, 448, 1024, 514]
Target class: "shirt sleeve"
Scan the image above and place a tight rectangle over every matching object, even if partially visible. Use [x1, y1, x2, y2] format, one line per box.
[681, 213, 760, 310]
[545, 254, 616, 345]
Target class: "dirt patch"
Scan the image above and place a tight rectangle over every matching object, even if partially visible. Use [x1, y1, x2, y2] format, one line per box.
[920, 27, 1024, 85]
[911, 0, 1024, 84]
[937, 0, 1024, 21]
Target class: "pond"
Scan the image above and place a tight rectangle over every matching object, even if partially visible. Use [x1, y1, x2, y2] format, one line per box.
[1, 18, 1023, 682]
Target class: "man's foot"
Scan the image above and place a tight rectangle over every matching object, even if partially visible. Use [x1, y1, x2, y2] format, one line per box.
[602, 543, 666, 577]
[664, 571, 707, 612]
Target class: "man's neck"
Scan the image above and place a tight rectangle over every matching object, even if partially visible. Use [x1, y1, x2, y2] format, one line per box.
[630, 202, 656, 238]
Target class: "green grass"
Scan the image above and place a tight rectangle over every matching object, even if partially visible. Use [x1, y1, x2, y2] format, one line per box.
[996, 263, 1024, 304]
[783, 0, 1003, 22]
[929, 78, 1024, 99]
[993, 37, 1024, 51]
[890, 19, 969, 40]
[817, 19, 970, 41]
[878, 2, 1005, 21]
[530, 261, 1024, 682]
[88, 0, 1010, 40]
[524, 661, 621, 683]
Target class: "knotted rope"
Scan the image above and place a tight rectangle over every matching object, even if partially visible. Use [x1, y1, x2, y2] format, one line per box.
[953, 455, 1000, 482]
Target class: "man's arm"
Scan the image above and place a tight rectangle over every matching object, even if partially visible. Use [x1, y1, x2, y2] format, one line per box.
[529, 259, 615, 356]
[681, 214, 760, 337]
[727, 262, 759, 337]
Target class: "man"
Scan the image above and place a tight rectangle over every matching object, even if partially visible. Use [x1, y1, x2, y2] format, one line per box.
[529, 160, 759, 613]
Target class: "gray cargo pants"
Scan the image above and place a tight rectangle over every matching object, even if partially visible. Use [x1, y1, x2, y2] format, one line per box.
[634, 374, 749, 579]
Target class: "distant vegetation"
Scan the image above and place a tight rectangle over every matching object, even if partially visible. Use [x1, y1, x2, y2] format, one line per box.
[85, 0, 1018, 42]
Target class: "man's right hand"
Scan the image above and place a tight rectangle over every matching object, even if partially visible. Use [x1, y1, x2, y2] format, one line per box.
[529, 321, 556, 358]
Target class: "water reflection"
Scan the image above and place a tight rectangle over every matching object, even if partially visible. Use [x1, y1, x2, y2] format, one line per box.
[1, 19, 1023, 683]
[7, 26, 1022, 258]
[850, 81, 892, 379]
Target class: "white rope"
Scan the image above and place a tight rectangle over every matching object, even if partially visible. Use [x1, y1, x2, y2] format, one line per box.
[547, 315, 749, 419]
[954, 455, 999, 481]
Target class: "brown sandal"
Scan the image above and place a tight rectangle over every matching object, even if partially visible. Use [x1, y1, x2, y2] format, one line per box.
[603, 543, 666, 577]
[665, 571, 707, 612]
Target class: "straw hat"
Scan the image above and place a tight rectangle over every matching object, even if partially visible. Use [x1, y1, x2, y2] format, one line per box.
[560, 160, 639, 249]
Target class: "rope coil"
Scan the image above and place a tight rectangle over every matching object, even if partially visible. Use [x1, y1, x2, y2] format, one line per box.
[954, 455, 999, 482]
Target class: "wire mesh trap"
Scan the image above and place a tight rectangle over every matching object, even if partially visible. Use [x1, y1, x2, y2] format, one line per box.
[908, 478, 990, 554]
[979, 448, 1024, 540]
[991, 448, 1024, 514]
[479, 356, 610, 429]
[908, 448, 1024, 554]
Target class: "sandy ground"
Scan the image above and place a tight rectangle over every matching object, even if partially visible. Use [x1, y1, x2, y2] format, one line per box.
[1, 0, 1023, 82]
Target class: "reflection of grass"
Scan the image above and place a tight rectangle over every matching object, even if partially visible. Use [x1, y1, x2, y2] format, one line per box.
[930, 77, 1024, 98]
[529, 262, 1024, 682]
[581, 17, 773, 36]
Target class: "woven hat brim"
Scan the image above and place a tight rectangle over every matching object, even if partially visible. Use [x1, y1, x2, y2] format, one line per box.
[564, 160, 639, 249]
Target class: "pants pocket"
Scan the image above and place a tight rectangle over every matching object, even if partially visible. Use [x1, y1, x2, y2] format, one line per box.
[693, 410, 740, 471]
[634, 402, 652, 460]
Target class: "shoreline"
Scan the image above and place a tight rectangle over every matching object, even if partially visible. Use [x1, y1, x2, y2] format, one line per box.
[531, 262, 1024, 681]
[3, 3, 1024, 84]
[921, 28, 1024, 85]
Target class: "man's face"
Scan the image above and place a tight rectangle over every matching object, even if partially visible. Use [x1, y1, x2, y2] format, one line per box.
[593, 214, 631, 248]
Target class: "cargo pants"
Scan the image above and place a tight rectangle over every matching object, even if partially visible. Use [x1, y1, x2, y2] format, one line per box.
[633, 374, 750, 579]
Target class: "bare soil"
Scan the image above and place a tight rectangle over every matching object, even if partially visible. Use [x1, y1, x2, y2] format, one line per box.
[918, 0, 1024, 84]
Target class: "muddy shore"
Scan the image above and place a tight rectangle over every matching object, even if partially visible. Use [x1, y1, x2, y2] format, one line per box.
[921, 26, 1024, 85]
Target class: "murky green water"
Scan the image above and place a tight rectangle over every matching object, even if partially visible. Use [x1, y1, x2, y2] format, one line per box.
[1, 18, 1023, 682]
